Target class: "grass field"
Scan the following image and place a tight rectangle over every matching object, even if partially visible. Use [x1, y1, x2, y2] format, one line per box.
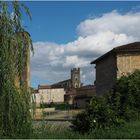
[31, 119, 140, 139]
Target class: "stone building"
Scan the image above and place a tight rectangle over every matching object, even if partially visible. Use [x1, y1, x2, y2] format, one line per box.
[64, 85, 96, 108]
[51, 79, 71, 90]
[91, 42, 140, 95]
[15, 32, 31, 89]
[71, 68, 81, 88]
[51, 68, 81, 90]
[74, 85, 96, 108]
[32, 85, 64, 107]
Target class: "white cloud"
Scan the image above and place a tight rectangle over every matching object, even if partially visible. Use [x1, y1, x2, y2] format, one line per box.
[31, 10, 140, 87]
[77, 10, 140, 38]
[63, 55, 89, 67]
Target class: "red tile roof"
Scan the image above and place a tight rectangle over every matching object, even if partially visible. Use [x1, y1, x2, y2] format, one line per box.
[32, 90, 39, 94]
[38, 85, 51, 89]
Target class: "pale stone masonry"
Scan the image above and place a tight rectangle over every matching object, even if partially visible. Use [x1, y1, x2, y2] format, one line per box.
[32, 85, 64, 107]
[117, 53, 140, 78]
[91, 42, 140, 95]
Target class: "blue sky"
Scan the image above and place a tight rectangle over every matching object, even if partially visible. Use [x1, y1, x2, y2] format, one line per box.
[24, 1, 140, 43]
[20, 1, 140, 88]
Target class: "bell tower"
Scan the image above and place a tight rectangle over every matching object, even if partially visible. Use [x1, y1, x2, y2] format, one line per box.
[71, 68, 81, 88]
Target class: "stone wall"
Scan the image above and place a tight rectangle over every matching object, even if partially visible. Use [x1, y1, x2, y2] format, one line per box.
[73, 86, 96, 108]
[95, 53, 117, 95]
[33, 88, 64, 106]
[76, 87, 96, 96]
[14, 32, 31, 89]
[117, 52, 140, 78]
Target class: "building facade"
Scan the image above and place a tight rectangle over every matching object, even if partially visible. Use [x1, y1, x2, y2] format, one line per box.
[64, 85, 96, 108]
[74, 85, 96, 108]
[91, 42, 140, 95]
[32, 85, 64, 106]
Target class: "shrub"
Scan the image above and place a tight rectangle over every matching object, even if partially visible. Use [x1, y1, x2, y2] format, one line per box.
[113, 70, 140, 120]
[72, 70, 140, 133]
[72, 96, 124, 133]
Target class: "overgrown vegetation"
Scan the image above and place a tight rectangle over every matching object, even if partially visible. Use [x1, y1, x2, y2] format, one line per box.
[31, 119, 140, 139]
[72, 70, 140, 133]
[0, 1, 33, 138]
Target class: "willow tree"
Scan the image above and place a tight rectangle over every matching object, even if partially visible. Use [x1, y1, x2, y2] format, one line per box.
[0, 1, 33, 138]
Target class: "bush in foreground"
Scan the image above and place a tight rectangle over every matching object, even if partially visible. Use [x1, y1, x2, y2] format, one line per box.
[72, 96, 124, 133]
[72, 70, 140, 133]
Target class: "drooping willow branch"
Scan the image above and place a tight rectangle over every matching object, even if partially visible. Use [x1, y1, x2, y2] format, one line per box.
[0, 1, 34, 137]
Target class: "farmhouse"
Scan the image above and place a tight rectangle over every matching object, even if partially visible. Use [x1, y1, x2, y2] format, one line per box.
[91, 42, 140, 95]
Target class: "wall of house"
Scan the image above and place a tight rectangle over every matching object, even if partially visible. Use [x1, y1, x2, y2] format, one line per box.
[73, 87, 95, 108]
[64, 89, 77, 104]
[34, 88, 64, 105]
[117, 52, 140, 78]
[76, 87, 96, 96]
[75, 98, 87, 109]
[95, 53, 117, 95]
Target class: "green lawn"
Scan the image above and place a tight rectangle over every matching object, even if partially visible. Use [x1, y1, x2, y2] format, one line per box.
[31, 119, 140, 139]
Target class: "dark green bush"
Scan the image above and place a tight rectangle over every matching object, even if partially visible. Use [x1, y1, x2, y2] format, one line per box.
[113, 70, 140, 119]
[72, 96, 124, 133]
[72, 70, 140, 133]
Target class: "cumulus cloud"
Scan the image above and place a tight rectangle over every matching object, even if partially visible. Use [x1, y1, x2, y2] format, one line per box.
[31, 10, 140, 87]
[77, 10, 140, 38]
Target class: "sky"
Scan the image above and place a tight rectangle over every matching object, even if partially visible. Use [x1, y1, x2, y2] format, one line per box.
[21, 1, 140, 88]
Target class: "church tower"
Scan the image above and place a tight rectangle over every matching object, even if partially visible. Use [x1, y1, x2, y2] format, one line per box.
[71, 68, 81, 88]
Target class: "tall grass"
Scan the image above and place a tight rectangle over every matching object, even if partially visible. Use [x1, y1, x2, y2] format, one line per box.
[31, 119, 140, 139]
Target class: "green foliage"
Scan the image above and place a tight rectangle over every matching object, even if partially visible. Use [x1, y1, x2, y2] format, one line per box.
[31, 119, 140, 139]
[72, 70, 140, 133]
[113, 70, 140, 119]
[72, 96, 124, 133]
[0, 1, 33, 138]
